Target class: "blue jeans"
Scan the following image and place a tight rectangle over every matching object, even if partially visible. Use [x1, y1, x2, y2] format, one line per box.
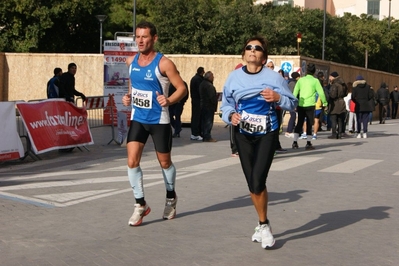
[356, 112, 369, 133]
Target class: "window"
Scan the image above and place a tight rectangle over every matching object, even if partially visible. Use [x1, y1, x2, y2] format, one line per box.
[367, 0, 380, 19]
[272, 0, 294, 7]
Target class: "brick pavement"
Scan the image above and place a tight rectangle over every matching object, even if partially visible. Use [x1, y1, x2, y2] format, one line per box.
[1, 119, 398, 265]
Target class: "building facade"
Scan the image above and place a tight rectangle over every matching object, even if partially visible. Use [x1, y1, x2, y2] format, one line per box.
[254, 0, 396, 20]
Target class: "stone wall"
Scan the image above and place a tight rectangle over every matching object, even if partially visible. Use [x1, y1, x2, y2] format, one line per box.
[1, 52, 398, 123]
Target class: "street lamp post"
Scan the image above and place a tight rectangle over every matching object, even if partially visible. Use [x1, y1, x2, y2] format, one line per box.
[322, 0, 327, 60]
[297, 32, 302, 56]
[133, 0, 136, 41]
[388, 0, 391, 30]
[388, 0, 391, 72]
[95, 15, 107, 54]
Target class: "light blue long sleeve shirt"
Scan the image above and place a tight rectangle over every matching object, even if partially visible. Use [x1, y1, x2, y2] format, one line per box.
[221, 66, 298, 126]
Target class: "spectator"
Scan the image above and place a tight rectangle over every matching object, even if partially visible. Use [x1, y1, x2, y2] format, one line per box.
[285, 72, 300, 138]
[59, 63, 86, 103]
[200, 71, 218, 142]
[376, 82, 389, 124]
[292, 63, 327, 150]
[368, 87, 377, 125]
[190, 67, 205, 140]
[169, 74, 189, 138]
[47, 67, 62, 99]
[312, 92, 323, 140]
[344, 82, 357, 134]
[318, 71, 331, 130]
[390, 85, 399, 119]
[352, 75, 374, 138]
[230, 63, 244, 157]
[267, 60, 286, 153]
[327, 72, 347, 139]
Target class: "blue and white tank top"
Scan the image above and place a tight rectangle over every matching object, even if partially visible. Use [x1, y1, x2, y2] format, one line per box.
[238, 95, 278, 136]
[129, 52, 170, 124]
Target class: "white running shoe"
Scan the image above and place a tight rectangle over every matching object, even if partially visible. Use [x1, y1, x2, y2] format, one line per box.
[128, 203, 151, 226]
[312, 134, 317, 140]
[356, 133, 362, 138]
[300, 133, 307, 139]
[284, 132, 294, 138]
[252, 223, 263, 242]
[363, 133, 367, 138]
[163, 196, 178, 220]
[261, 223, 275, 249]
[190, 135, 203, 141]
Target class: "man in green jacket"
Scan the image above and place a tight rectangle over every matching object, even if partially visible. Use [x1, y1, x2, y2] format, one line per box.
[292, 63, 328, 150]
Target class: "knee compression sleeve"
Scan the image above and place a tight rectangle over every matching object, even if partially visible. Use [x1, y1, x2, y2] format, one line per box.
[162, 163, 176, 191]
[127, 166, 144, 199]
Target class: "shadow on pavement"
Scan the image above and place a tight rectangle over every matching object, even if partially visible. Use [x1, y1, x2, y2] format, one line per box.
[270, 206, 392, 250]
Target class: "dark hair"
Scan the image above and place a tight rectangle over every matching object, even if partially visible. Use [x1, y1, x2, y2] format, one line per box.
[136, 21, 157, 37]
[53, 67, 62, 75]
[317, 71, 324, 78]
[306, 63, 316, 75]
[197, 67, 205, 75]
[241, 36, 268, 64]
[68, 63, 77, 70]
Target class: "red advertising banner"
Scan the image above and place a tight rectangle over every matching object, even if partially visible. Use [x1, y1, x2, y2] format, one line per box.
[16, 99, 94, 154]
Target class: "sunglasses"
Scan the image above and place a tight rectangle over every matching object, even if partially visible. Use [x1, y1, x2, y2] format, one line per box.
[245, 45, 264, 52]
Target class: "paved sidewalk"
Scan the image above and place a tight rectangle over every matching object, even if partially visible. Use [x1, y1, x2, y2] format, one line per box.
[1, 119, 398, 265]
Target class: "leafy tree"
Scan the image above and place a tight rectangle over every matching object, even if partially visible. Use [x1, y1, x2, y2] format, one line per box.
[0, 0, 398, 73]
[0, 0, 53, 52]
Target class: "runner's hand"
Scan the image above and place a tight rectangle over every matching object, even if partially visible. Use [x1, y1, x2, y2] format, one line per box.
[260, 88, 280, 102]
[156, 91, 170, 107]
[122, 94, 131, 106]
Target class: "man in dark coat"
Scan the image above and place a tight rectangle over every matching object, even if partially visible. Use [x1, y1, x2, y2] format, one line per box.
[199, 71, 218, 142]
[189, 67, 205, 140]
[376, 82, 389, 124]
[352, 75, 374, 138]
[390, 85, 399, 119]
[327, 72, 347, 139]
[59, 63, 86, 103]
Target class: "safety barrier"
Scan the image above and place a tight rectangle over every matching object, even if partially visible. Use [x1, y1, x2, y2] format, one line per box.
[27, 98, 89, 153]
[75, 95, 120, 145]
[12, 100, 40, 161]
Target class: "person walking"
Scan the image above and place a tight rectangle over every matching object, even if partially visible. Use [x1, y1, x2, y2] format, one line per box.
[376, 82, 389, 124]
[47, 67, 62, 99]
[190, 67, 205, 140]
[59, 63, 86, 103]
[284, 72, 300, 138]
[221, 36, 297, 249]
[351, 75, 374, 138]
[327, 72, 347, 139]
[169, 74, 189, 138]
[344, 82, 357, 134]
[292, 64, 327, 150]
[200, 71, 218, 142]
[390, 85, 399, 119]
[122, 21, 187, 226]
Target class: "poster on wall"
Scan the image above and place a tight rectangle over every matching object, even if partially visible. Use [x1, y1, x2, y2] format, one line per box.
[103, 40, 138, 125]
